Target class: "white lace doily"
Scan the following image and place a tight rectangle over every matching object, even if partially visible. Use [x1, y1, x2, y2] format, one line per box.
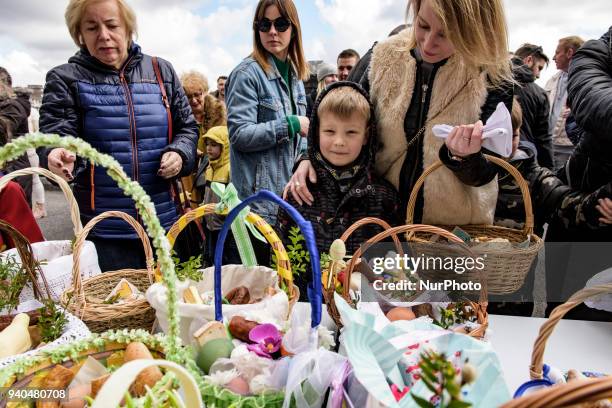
[0, 310, 91, 369]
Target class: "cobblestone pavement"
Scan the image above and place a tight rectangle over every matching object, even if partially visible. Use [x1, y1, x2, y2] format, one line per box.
[37, 182, 73, 241]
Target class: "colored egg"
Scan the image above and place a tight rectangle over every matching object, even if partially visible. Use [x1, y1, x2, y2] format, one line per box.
[386, 307, 416, 321]
[196, 338, 235, 374]
[226, 376, 250, 395]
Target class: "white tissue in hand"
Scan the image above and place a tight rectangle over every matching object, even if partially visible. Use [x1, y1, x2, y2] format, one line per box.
[432, 102, 513, 157]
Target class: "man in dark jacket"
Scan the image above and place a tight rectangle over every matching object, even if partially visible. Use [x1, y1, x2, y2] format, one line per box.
[512, 44, 554, 169]
[547, 26, 612, 242]
[542, 27, 612, 320]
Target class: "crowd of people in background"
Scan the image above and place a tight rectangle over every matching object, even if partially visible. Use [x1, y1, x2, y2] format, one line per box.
[1, 0, 611, 318]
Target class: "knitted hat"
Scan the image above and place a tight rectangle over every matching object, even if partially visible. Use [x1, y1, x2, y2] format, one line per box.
[317, 63, 337, 82]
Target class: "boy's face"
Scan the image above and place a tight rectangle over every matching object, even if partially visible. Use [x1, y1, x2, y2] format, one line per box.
[205, 139, 222, 160]
[318, 111, 368, 167]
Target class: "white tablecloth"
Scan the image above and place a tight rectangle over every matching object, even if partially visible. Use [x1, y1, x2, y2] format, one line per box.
[488, 314, 612, 394]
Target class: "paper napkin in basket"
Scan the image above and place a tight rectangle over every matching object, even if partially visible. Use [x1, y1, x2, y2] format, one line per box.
[104, 278, 143, 304]
[432, 102, 513, 157]
[335, 293, 511, 407]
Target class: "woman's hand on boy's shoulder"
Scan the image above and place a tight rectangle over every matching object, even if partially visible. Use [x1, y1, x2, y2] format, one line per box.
[283, 160, 316, 206]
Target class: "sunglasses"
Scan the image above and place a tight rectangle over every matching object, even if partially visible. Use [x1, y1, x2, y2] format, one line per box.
[254, 17, 291, 33]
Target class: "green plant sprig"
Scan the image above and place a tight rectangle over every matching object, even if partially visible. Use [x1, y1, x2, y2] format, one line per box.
[171, 251, 203, 282]
[411, 349, 475, 408]
[432, 303, 476, 330]
[0, 254, 29, 313]
[37, 298, 68, 343]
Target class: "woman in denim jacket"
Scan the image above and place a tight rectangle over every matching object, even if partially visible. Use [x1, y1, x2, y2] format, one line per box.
[226, 0, 309, 239]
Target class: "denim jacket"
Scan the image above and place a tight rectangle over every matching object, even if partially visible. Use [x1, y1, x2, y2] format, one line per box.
[226, 55, 307, 224]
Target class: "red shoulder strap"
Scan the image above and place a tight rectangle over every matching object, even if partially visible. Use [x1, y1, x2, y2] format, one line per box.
[152, 57, 173, 143]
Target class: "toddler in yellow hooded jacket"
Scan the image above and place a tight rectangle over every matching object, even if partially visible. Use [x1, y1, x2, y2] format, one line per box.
[201, 126, 230, 231]
[200, 125, 240, 264]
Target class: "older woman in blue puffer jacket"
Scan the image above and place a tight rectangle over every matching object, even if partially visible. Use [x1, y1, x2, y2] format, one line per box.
[39, 0, 198, 271]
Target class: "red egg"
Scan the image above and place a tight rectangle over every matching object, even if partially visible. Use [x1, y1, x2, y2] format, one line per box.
[386, 307, 416, 321]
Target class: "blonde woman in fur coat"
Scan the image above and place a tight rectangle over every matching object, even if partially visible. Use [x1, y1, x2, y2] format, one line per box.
[287, 0, 514, 226]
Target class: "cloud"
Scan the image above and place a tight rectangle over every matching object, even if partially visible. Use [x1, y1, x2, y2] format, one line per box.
[0, 0, 254, 87]
[0, 0, 611, 88]
[311, 0, 611, 84]
[310, 0, 404, 62]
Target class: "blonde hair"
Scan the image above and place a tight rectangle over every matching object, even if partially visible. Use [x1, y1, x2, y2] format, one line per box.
[511, 97, 523, 134]
[316, 79, 327, 96]
[251, 0, 310, 81]
[559, 36, 585, 53]
[181, 71, 209, 95]
[65, 0, 137, 48]
[317, 87, 370, 123]
[406, 0, 512, 86]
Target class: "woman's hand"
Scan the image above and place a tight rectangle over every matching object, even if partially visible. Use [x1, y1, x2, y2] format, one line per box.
[445, 120, 484, 158]
[283, 159, 316, 205]
[297, 116, 310, 137]
[158, 151, 183, 179]
[596, 198, 612, 224]
[48, 148, 76, 181]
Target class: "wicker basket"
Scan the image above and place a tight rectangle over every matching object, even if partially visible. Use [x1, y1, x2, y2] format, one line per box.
[61, 211, 156, 333]
[333, 223, 489, 339]
[406, 154, 544, 295]
[0, 329, 168, 405]
[501, 283, 612, 408]
[0, 133, 203, 404]
[321, 217, 403, 328]
[0, 220, 52, 330]
[0, 167, 82, 236]
[202, 190, 324, 407]
[159, 203, 299, 310]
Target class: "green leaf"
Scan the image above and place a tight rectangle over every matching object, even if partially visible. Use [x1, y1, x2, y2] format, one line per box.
[420, 376, 438, 394]
[411, 393, 435, 408]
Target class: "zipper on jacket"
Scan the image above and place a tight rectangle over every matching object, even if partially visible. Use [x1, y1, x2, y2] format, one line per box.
[118, 56, 142, 223]
[90, 163, 95, 211]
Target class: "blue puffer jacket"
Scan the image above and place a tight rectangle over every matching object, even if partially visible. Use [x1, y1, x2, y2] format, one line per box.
[39, 44, 198, 239]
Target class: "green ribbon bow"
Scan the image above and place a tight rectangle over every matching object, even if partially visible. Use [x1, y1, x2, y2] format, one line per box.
[211, 182, 266, 267]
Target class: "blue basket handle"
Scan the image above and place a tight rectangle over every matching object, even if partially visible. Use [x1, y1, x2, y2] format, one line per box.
[214, 190, 322, 327]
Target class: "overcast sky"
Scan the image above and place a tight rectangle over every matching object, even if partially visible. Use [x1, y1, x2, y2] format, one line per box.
[1, 0, 610, 89]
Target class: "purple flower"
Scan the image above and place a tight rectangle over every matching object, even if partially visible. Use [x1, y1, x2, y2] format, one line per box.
[246, 324, 282, 359]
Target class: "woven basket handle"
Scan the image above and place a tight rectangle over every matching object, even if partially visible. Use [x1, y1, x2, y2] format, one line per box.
[72, 211, 155, 301]
[344, 224, 488, 304]
[91, 359, 202, 408]
[501, 376, 612, 408]
[0, 220, 52, 304]
[529, 283, 612, 380]
[159, 203, 292, 290]
[214, 190, 322, 327]
[0, 167, 82, 236]
[336, 218, 403, 298]
[406, 154, 534, 237]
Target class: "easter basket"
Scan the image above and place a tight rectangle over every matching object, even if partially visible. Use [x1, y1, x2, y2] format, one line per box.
[0, 133, 204, 407]
[406, 154, 544, 295]
[503, 283, 612, 408]
[146, 202, 299, 345]
[197, 190, 328, 408]
[0, 167, 101, 303]
[61, 211, 156, 333]
[335, 223, 489, 339]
